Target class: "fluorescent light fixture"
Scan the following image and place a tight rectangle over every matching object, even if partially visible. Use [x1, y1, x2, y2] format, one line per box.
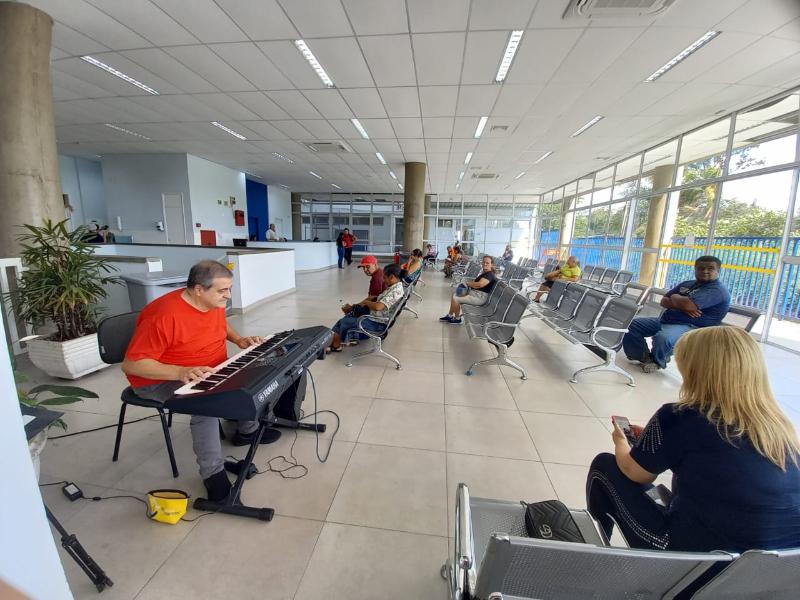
[80, 56, 159, 95]
[279, 184, 290, 189]
[309, 171, 323, 179]
[645, 31, 721, 82]
[351, 118, 369, 139]
[571, 115, 603, 137]
[375, 152, 387, 165]
[458, 171, 465, 181]
[495, 30, 524, 83]
[534, 151, 553, 164]
[514, 171, 526, 180]
[388, 170, 397, 180]
[398, 183, 403, 190]
[211, 121, 247, 140]
[293, 39, 334, 87]
[104, 123, 151, 140]
[456, 183, 460, 190]
[464, 152, 473, 165]
[473, 116, 488, 138]
[331, 183, 342, 189]
[271, 152, 294, 164]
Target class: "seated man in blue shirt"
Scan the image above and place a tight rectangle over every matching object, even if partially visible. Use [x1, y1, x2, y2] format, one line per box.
[623, 256, 730, 373]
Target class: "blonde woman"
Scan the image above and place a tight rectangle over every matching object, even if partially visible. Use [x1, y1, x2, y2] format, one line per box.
[586, 326, 800, 552]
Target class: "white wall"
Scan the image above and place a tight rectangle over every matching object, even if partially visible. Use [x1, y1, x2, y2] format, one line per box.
[187, 155, 248, 246]
[59, 155, 105, 230]
[229, 250, 296, 312]
[102, 154, 191, 244]
[249, 241, 337, 272]
[0, 312, 73, 600]
[267, 185, 292, 240]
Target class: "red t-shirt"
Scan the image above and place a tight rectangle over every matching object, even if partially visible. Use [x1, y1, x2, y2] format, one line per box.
[342, 233, 355, 248]
[368, 269, 385, 297]
[124, 289, 228, 388]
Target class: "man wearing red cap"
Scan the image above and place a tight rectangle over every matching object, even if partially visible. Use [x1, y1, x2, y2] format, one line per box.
[341, 255, 385, 317]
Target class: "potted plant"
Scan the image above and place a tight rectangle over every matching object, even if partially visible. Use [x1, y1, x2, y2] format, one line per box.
[15, 366, 98, 479]
[6, 219, 119, 379]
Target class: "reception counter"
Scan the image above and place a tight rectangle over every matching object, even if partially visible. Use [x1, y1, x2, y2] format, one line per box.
[247, 241, 338, 272]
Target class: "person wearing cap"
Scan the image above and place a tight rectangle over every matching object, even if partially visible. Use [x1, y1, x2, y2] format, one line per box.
[340, 255, 385, 316]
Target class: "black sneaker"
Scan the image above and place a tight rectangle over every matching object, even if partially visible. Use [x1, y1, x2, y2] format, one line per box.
[231, 428, 282, 446]
[224, 459, 258, 479]
[440, 314, 453, 322]
[203, 469, 232, 501]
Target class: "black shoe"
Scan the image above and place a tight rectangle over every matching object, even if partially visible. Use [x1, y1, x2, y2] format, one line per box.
[203, 469, 232, 502]
[231, 428, 282, 446]
[224, 459, 258, 479]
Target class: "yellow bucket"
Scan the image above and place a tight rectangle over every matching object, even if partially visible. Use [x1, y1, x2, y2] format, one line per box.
[146, 489, 189, 525]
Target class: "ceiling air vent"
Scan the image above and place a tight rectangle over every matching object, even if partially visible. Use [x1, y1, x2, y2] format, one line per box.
[304, 140, 353, 153]
[472, 173, 499, 180]
[490, 125, 509, 133]
[563, 0, 677, 20]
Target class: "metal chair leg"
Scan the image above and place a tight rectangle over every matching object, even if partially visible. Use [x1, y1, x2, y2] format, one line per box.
[466, 344, 527, 380]
[346, 337, 402, 370]
[218, 420, 226, 440]
[157, 408, 180, 478]
[112, 402, 127, 462]
[167, 409, 173, 428]
[570, 349, 636, 387]
[403, 305, 419, 318]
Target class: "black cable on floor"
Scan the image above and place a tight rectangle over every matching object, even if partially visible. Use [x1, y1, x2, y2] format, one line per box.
[48, 414, 160, 439]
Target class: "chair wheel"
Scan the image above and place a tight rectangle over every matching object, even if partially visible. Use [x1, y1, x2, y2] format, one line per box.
[521, 375, 528, 380]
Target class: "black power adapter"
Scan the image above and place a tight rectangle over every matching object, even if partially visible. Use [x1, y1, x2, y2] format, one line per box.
[62, 482, 84, 501]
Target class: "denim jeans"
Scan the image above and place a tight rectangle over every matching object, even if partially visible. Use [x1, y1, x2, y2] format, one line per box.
[332, 315, 386, 342]
[622, 317, 694, 368]
[337, 246, 345, 268]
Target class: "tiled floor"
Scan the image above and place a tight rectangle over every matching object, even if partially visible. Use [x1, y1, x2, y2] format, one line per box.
[26, 265, 800, 599]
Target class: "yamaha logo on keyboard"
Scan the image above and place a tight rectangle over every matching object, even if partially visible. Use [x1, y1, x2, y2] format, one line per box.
[256, 380, 280, 406]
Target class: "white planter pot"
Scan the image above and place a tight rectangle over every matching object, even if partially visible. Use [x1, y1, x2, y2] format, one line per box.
[27, 333, 109, 380]
[28, 430, 47, 481]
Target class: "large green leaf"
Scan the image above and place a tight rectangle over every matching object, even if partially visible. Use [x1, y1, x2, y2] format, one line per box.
[29, 384, 99, 398]
[39, 396, 87, 406]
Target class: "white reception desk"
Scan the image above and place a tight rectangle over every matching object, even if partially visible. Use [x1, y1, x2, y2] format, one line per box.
[247, 241, 338, 272]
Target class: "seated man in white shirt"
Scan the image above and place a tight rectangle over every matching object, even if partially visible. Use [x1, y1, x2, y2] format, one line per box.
[266, 223, 286, 241]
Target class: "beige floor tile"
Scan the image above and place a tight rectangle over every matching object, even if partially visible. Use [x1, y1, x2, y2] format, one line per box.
[506, 377, 593, 416]
[445, 405, 539, 460]
[376, 368, 445, 403]
[294, 523, 448, 600]
[300, 392, 374, 442]
[573, 382, 671, 422]
[388, 334, 444, 353]
[444, 348, 500, 375]
[136, 515, 323, 600]
[327, 443, 447, 536]
[447, 454, 556, 507]
[544, 462, 591, 508]
[310, 363, 386, 397]
[444, 373, 516, 410]
[521, 412, 611, 466]
[358, 399, 446, 451]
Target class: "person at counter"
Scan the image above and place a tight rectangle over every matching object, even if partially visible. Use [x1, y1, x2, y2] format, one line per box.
[266, 223, 286, 242]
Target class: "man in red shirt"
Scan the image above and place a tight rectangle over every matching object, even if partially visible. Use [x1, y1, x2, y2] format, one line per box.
[340, 255, 385, 319]
[122, 260, 279, 501]
[341, 228, 357, 265]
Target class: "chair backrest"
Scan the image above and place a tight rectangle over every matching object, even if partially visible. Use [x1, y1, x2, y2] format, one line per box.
[598, 268, 618, 285]
[569, 289, 609, 332]
[541, 279, 568, 310]
[97, 311, 141, 364]
[589, 267, 606, 282]
[582, 265, 595, 280]
[691, 548, 800, 599]
[474, 534, 734, 600]
[500, 263, 518, 282]
[594, 297, 639, 350]
[487, 292, 529, 344]
[610, 270, 633, 295]
[552, 283, 587, 320]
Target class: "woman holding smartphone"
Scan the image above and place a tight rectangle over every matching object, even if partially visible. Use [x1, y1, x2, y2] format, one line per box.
[586, 326, 800, 552]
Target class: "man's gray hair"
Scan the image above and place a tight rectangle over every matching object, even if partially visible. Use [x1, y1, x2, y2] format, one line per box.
[187, 260, 233, 289]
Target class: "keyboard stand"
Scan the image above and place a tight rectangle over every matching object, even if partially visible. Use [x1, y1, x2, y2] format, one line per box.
[193, 419, 274, 521]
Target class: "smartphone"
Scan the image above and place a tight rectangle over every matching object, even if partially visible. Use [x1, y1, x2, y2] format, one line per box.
[612, 415, 638, 446]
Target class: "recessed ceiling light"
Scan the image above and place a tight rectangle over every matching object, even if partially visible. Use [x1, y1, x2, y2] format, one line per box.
[645, 31, 721, 82]
[279, 184, 290, 189]
[534, 151, 553, 164]
[513, 171, 526, 180]
[375, 152, 387, 165]
[572, 116, 603, 137]
[104, 123, 151, 140]
[456, 183, 461, 190]
[293, 40, 334, 88]
[309, 171, 323, 179]
[458, 171, 465, 181]
[398, 183, 403, 190]
[351, 118, 369, 139]
[271, 152, 294, 164]
[464, 152, 473, 165]
[331, 183, 342, 189]
[388, 170, 397, 179]
[473, 116, 488, 139]
[495, 30, 524, 83]
[211, 121, 247, 140]
[80, 56, 159, 95]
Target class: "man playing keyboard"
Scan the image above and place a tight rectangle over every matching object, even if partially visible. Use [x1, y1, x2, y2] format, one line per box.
[122, 260, 281, 501]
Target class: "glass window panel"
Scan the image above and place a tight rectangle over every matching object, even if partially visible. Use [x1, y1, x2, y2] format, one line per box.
[563, 181, 578, 211]
[677, 117, 731, 185]
[463, 195, 487, 216]
[352, 196, 371, 214]
[438, 195, 462, 215]
[588, 206, 609, 239]
[606, 202, 627, 242]
[576, 177, 593, 208]
[513, 195, 538, 218]
[572, 209, 590, 242]
[730, 93, 800, 175]
[594, 166, 614, 191]
[487, 199, 513, 217]
[461, 216, 486, 255]
[553, 186, 564, 202]
[424, 194, 437, 214]
[612, 154, 642, 199]
[640, 139, 678, 193]
[437, 217, 461, 246]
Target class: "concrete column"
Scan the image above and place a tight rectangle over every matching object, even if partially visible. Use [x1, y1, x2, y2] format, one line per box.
[403, 162, 425, 251]
[291, 192, 302, 240]
[639, 164, 674, 285]
[0, 2, 63, 257]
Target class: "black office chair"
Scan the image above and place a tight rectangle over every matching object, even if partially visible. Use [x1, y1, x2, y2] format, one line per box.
[97, 312, 179, 478]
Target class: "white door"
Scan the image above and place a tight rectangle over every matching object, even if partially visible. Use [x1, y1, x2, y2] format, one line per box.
[162, 193, 186, 244]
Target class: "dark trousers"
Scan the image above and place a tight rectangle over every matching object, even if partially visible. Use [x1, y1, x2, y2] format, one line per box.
[586, 453, 671, 550]
[337, 246, 344, 268]
[344, 247, 353, 265]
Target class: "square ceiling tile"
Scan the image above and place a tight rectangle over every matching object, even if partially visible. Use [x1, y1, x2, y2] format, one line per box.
[340, 88, 387, 118]
[492, 84, 542, 117]
[422, 118, 455, 139]
[391, 118, 424, 138]
[86, 0, 197, 46]
[165, 45, 255, 91]
[412, 32, 465, 86]
[456, 85, 500, 116]
[359, 34, 417, 87]
[550, 27, 645, 84]
[419, 86, 459, 117]
[407, 0, 469, 33]
[379, 87, 421, 117]
[151, 0, 247, 42]
[209, 42, 293, 90]
[469, 0, 536, 30]
[358, 118, 396, 138]
[122, 48, 217, 93]
[506, 29, 583, 84]
[298, 119, 341, 139]
[306, 37, 374, 88]
[303, 89, 354, 119]
[462, 30, 510, 85]
[257, 41, 327, 89]
[278, 0, 353, 37]
[52, 22, 109, 56]
[342, 0, 408, 35]
[425, 138, 452, 153]
[229, 92, 290, 119]
[266, 90, 323, 119]
[214, 0, 299, 40]
[193, 93, 260, 120]
[32, 0, 150, 49]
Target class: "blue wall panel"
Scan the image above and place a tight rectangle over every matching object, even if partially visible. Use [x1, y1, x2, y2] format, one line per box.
[246, 179, 268, 241]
